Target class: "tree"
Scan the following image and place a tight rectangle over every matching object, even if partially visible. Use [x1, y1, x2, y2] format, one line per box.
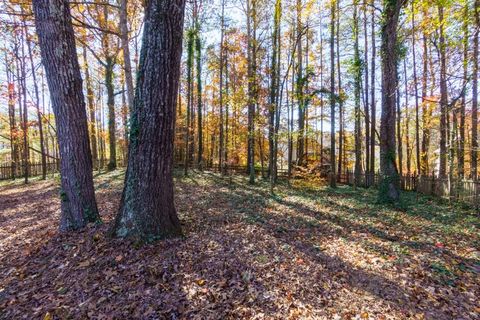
[473, 0, 479, 179]
[246, 0, 257, 184]
[330, 0, 337, 187]
[269, 0, 281, 191]
[353, 0, 362, 187]
[112, 0, 185, 240]
[379, 0, 403, 203]
[438, 3, 448, 178]
[33, 0, 101, 231]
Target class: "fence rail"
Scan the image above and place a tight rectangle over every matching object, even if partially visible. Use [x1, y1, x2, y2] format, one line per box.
[2, 162, 479, 208]
[338, 170, 480, 208]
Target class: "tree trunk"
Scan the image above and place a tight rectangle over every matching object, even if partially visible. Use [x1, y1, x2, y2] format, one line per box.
[363, 0, 370, 185]
[184, 29, 194, 175]
[219, 0, 225, 173]
[411, 2, 420, 175]
[330, 0, 337, 187]
[379, 0, 402, 203]
[106, 57, 117, 171]
[247, 0, 257, 184]
[119, 0, 134, 115]
[83, 46, 99, 170]
[296, 0, 305, 167]
[353, 0, 362, 187]
[5, 54, 18, 179]
[33, 0, 101, 231]
[195, 15, 203, 170]
[370, 6, 376, 180]
[438, 5, 448, 178]
[112, 0, 185, 240]
[269, 0, 281, 191]
[24, 17, 46, 180]
[472, 0, 479, 179]
[420, 31, 430, 175]
[459, 2, 468, 178]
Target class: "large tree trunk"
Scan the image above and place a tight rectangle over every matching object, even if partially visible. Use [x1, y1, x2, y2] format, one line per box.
[379, 0, 402, 203]
[33, 0, 100, 231]
[112, 0, 185, 240]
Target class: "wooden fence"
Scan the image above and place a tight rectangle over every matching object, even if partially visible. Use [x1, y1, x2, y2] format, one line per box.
[0, 162, 58, 180]
[338, 170, 480, 208]
[2, 161, 479, 208]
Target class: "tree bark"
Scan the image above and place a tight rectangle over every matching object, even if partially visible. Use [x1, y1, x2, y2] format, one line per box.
[112, 0, 185, 240]
[330, 0, 337, 187]
[438, 5, 448, 178]
[119, 0, 135, 115]
[353, 0, 362, 187]
[472, 0, 479, 179]
[33, 0, 101, 231]
[370, 5, 376, 179]
[379, 0, 402, 202]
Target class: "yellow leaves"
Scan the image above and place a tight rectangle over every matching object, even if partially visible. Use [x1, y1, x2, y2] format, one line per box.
[43, 312, 52, 320]
[196, 279, 206, 286]
[360, 311, 369, 319]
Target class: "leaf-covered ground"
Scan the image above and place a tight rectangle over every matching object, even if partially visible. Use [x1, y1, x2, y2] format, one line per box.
[0, 170, 479, 319]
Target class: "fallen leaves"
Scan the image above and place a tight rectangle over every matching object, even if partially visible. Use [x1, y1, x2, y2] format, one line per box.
[0, 171, 479, 319]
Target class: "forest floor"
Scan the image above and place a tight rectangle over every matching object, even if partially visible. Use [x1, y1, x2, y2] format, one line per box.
[0, 170, 479, 320]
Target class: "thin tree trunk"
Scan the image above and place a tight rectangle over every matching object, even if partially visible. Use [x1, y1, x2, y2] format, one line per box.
[219, 0, 225, 173]
[296, 0, 305, 167]
[184, 29, 194, 175]
[370, 6, 376, 180]
[83, 46, 99, 170]
[24, 17, 46, 180]
[411, 2, 420, 175]
[438, 4, 448, 178]
[421, 31, 430, 175]
[330, 0, 337, 187]
[119, 0, 134, 115]
[195, 9, 203, 170]
[247, 0, 257, 184]
[472, 0, 479, 179]
[105, 57, 117, 171]
[353, 0, 362, 187]
[363, 0, 370, 184]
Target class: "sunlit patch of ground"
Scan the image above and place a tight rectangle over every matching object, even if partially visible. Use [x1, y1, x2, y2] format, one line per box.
[0, 170, 479, 319]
